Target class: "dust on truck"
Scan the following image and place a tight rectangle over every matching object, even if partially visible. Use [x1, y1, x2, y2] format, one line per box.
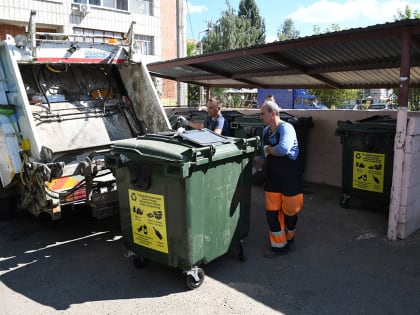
[0, 11, 171, 220]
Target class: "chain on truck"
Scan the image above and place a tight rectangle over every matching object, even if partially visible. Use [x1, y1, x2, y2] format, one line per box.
[0, 10, 171, 220]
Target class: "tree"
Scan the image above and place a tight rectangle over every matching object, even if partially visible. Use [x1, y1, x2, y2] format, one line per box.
[394, 5, 420, 110]
[194, 0, 266, 106]
[394, 5, 420, 20]
[309, 89, 359, 108]
[312, 24, 341, 35]
[313, 25, 321, 35]
[202, 0, 266, 53]
[186, 40, 196, 57]
[186, 40, 200, 106]
[277, 18, 300, 41]
[238, 0, 265, 44]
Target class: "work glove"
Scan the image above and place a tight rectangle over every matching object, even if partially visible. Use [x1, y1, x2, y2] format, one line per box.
[263, 145, 269, 158]
[252, 167, 257, 175]
[177, 115, 189, 127]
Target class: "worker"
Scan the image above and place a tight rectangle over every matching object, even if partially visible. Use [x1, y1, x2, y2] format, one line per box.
[265, 94, 281, 108]
[177, 96, 230, 136]
[254, 100, 304, 257]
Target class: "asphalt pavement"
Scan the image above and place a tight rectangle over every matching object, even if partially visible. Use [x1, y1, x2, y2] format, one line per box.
[1, 182, 420, 315]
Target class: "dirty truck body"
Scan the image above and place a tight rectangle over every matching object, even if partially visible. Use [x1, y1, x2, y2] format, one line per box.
[0, 12, 170, 220]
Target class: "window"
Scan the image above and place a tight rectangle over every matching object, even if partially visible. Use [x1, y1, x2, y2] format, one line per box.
[133, 0, 153, 15]
[73, 0, 127, 11]
[134, 35, 154, 55]
[73, 27, 124, 43]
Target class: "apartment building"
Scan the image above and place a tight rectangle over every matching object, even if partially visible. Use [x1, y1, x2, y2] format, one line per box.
[0, 0, 185, 106]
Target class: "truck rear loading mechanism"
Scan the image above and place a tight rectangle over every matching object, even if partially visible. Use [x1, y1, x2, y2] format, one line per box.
[0, 10, 171, 220]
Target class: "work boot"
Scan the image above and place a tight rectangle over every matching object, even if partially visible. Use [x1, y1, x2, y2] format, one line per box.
[287, 239, 296, 252]
[263, 247, 288, 258]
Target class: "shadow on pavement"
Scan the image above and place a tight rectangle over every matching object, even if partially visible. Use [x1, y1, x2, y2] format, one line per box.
[1, 183, 419, 314]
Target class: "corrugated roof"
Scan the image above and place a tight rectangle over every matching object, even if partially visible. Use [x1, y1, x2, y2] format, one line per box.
[147, 19, 420, 89]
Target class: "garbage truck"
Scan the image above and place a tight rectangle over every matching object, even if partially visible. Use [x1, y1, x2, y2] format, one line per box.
[0, 11, 171, 220]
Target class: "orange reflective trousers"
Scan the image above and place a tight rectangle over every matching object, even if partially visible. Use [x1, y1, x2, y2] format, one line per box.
[265, 192, 303, 249]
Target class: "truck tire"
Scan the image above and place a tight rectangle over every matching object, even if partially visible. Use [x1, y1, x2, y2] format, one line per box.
[0, 184, 18, 220]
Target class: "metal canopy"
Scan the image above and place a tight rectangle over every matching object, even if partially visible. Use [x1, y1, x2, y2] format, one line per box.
[147, 19, 420, 89]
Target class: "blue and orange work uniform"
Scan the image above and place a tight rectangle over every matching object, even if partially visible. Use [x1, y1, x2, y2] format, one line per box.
[262, 121, 303, 251]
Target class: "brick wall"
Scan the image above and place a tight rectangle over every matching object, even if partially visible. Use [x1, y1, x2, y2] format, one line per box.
[159, 0, 178, 106]
[0, 25, 25, 40]
[0, 24, 56, 40]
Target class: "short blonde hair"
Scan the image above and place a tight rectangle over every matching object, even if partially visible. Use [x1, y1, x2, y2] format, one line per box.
[208, 96, 222, 108]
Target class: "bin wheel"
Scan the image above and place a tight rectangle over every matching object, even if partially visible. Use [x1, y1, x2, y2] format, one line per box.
[340, 194, 351, 209]
[238, 240, 246, 262]
[185, 267, 205, 290]
[132, 255, 150, 269]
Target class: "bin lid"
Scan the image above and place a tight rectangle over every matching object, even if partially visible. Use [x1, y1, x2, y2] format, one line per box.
[232, 112, 312, 127]
[177, 128, 231, 146]
[336, 115, 396, 134]
[111, 129, 258, 164]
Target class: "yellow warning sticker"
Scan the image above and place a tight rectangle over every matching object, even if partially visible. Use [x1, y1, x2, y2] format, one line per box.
[352, 151, 385, 193]
[128, 189, 168, 253]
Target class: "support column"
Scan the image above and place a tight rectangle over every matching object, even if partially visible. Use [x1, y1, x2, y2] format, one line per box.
[387, 30, 410, 240]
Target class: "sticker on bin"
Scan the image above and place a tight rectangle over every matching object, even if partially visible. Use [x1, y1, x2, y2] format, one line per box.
[179, 129, 231, 146]
[352, 151, 385, 193]
[129, 189, 168, 253]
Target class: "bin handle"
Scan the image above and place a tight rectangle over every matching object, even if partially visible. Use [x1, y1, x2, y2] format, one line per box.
[113, 146, 183, 163]
[189, 144, 215, 164]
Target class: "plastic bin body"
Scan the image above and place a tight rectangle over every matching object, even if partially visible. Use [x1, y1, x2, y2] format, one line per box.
[335, 115, 396, 206]
[108, 130, 258, 271]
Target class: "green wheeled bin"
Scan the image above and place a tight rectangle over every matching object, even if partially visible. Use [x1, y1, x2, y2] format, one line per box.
[335, 115, 396, 209]
[106, 129, 259, 289]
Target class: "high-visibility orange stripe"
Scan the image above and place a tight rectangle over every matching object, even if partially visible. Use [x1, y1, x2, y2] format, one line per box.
[270, 231, 287, 248]
[286, 229, 296, 241]
[47, 176, 81, 191]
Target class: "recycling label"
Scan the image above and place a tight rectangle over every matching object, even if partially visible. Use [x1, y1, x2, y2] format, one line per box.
[352, 151, 385, 193]
[128, 189, 168, 253]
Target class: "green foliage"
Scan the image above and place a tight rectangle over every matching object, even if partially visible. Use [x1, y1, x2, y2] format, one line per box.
[312, 24, 341, 35]
[309, 89, 359, 108]
[186, 40, 196, 57]
[190, 0, 265, 107]
[393, 5, 420, 111]
[394, 5, 420, 20]
[393, 88, 420, 111]
[238, 0, 265, 44]
[187, 40, 199, 106]
[277, 19, 300, 40]
[202, 0, 266, 53]
[188, 84, 200, 106]
[312, 25, 321, 35]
